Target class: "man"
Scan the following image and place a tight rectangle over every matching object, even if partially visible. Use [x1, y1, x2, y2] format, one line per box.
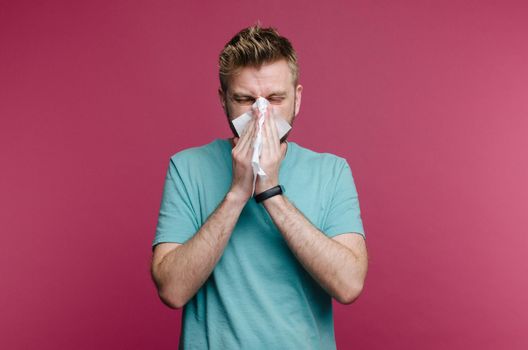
[151, 25, 368, 349]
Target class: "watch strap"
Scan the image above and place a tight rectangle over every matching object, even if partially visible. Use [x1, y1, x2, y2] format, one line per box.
[254, 185, 284, 203]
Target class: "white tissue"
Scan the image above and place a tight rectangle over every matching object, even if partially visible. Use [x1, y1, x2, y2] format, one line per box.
[231, 97, 292, 195]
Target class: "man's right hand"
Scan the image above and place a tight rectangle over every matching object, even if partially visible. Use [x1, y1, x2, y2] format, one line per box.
[229, 113, 259, 204]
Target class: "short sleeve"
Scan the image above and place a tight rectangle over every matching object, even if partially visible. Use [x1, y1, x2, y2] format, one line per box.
[322, 159, 366, 239]
[152, 157, 200, 250]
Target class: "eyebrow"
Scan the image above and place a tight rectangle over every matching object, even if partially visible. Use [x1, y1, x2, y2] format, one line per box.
[232, 91, 288, 99]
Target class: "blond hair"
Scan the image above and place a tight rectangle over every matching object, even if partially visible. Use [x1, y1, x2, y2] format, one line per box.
[219, 24, 299, 92]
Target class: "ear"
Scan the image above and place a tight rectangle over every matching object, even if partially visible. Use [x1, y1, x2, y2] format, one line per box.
[294, 84, 303, 116]
[218, 88, 226, 112]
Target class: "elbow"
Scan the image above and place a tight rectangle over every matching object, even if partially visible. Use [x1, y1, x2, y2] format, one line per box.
[337, 282, 364, 305]
[151, 265, 186, 309]
[158, 288, 186, 310]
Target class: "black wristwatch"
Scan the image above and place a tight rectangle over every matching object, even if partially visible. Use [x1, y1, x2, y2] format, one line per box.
[254, 185, 284, 203]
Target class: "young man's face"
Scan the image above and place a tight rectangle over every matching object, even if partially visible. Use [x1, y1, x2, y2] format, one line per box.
[218, 59, 303, 142]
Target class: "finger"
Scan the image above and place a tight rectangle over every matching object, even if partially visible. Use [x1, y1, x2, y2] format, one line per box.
[254, 108, 262, 142]
[249, 116, 260, 153]
[235, 123, 249, 149]
[280, 140, 287, 157]
[261, 110, 273, 156]
[269, 107, 280, 149]
[260, 117, 268, 157]
[240, 113, 258, 144]
[263, 108, 277, 157]
[239, 115, 258, 156]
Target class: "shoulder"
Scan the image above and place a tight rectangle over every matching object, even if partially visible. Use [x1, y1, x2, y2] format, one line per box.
[290, 142, 349, 173]
[169, 138, 226, 166]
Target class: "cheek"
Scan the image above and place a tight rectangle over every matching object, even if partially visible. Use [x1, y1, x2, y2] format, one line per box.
[274, 102, 294, 118]
[229, 104, 253, 119]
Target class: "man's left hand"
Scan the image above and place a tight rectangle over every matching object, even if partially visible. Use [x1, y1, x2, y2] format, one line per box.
[254, 106, 288, 195]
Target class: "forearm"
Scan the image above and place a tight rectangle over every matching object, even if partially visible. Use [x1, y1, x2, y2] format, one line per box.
[156, 191, 246, 308]
[262, 194, 364, 303]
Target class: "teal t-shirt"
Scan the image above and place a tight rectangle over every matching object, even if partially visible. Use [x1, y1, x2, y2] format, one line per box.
[153, 138, 365, 350]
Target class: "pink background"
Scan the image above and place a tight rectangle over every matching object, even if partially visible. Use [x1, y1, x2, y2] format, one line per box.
[1, 0, 527, 349]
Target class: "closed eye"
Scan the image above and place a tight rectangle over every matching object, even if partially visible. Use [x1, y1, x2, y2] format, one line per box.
[234, 98, 255, 104]
[268, 97, 285, 103]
